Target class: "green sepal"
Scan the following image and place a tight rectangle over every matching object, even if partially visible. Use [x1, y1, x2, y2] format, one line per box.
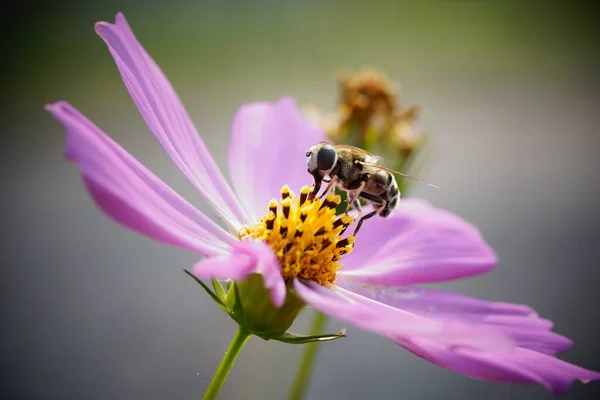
[184, 270, 229, 313]
[230, 282, 248, 326]
[270, 329, 347, 344]
[187, 272, 340, 344]
[211, 279, 228, 303]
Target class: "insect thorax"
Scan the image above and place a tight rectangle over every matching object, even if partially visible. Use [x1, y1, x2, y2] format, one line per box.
[331, 157, 364, 190]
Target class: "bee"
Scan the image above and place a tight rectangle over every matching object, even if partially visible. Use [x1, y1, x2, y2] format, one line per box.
[306, 143, 437, 234]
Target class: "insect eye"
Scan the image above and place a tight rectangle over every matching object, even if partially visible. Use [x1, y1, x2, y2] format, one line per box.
[317, 145, 337, 171]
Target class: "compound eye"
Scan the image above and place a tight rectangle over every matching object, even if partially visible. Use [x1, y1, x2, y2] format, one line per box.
[317, 145, 337, 171]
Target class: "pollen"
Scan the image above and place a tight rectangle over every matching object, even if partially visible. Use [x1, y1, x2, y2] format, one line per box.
[239, 185, 355, 286]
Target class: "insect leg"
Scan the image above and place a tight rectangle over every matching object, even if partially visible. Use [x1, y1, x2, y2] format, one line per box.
[334, 197, 360, 237]
[345, 181, 366, 212]
[343, 195, 363, 222]
[353, 192, 387, 235]
[353, 209, 377, 235]
[318, 176, 338, 199]
[346, 196, 362, 213]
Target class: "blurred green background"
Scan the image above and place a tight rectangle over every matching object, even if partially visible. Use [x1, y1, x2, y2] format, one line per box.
[2, 1, 599, 399]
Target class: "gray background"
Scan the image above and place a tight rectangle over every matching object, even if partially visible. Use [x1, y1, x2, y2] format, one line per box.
[1, 1, 599, 399]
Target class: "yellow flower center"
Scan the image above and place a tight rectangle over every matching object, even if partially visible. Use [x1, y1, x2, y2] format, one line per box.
[239, 185, 355, 286]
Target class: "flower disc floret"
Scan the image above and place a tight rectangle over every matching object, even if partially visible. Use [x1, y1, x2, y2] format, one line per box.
[239, 185, 354, 286]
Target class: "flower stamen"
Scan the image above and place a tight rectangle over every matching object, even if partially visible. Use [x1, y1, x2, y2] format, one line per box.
[239, 185, 355, 286]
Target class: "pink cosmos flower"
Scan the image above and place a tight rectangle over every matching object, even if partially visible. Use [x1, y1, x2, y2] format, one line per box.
[46, 13, 599, 396]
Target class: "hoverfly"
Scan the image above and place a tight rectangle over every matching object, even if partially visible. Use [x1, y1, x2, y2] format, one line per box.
[306, 143, 438, 234]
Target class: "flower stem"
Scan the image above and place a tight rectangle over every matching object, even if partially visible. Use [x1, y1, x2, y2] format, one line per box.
[287, 311, 328, 400]
[202, 326, 251, 400]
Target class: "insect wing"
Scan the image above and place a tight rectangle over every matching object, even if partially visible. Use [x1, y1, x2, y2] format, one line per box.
[365, 154, 383, 165]
[359, 162, 439, 188]
[334, 144, 373, 156]
[334, 144, 384, 164]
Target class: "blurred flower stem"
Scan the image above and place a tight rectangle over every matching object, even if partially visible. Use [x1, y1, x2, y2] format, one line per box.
[287, 312, 328, 400]
[202, 326, 251, 400]
[290, 69, 432, 399]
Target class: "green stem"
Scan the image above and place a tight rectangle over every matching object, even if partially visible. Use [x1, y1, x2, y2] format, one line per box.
[202, 326, 251, 400]
[287, 312, 328, 400]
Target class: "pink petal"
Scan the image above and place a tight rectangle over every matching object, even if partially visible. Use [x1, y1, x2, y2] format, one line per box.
[95, 13, 247, 230]
[193, 239, 286, 307]
[46, 102, 235, 257]
[399, 339, 600, 395]
[228, 98, 328, 220]
[340, 199, 497, 285]
[293, 280, 512, 351]
[337, 281, 597, 393]
[339, 282, 573, 355]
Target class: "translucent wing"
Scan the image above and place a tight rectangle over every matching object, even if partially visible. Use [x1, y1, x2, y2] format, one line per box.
[365, 154, 384, 165]
[334, 144, 383, 164]
[334, 144, 374, 155]
[359, 162, 440, 189]
[334, 144, 436, 187]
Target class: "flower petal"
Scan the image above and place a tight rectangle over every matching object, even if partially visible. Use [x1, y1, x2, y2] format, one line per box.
[193, 240, 286, 307]
[340, 199, 497, 285]
[338, 282, 573, 355]
[338, 282, 595, 393]
[95, 13, 247, 230]
[228, 97, 328, 220]
[293, 280, 512, 351]
[399, 339, 600, 395]
[46, 101, 235, 257]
